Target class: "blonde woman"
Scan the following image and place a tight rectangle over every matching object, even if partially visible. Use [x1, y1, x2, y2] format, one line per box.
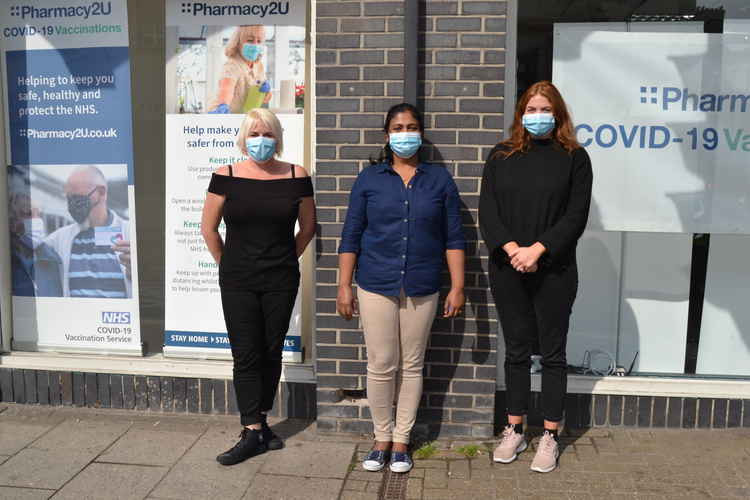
[201, 109, 315, 464]
[207, 25, 272, 114]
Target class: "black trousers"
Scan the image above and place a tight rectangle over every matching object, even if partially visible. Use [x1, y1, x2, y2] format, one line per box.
[489, 262, 578, 422]
[220, 288, 297, 426]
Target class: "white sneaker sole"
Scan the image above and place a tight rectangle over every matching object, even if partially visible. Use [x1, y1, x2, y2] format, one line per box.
[363, 460, 385, 472]
[493, 440, 527, 463]
[530, 458, 558, 473]
[390, 461, 412, 473]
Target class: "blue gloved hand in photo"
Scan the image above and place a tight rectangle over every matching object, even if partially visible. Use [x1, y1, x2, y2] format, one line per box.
[208, 103, 230, 114]
[259, 81, 271, 93]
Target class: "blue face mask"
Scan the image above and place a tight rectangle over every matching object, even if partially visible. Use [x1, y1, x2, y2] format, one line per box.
[388, 132, 422, 159]
[241, 43, 263, 62]
[246, 136, 276, 162]
[522, 112, 555, 137]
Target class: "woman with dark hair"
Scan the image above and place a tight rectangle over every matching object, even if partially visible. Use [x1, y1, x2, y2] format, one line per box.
[337, 103, 466, 473]
[479, 81, 592, 473]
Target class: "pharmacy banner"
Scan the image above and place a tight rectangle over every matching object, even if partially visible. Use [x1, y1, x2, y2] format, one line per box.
[1, 0, 142, 354]
[164, 0, 306, 361]
[553, 30, 750, 234]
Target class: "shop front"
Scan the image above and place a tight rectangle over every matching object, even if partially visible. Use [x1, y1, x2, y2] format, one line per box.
[1, 0, 749, 437]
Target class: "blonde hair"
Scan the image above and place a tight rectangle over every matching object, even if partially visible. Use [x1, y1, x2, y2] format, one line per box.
[225, 25, 265, 59]
[224, 25, 266, 83]
[237, 108, 284, 157]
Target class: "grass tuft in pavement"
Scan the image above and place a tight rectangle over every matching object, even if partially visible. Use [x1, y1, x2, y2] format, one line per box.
[413, 441, 438, 460]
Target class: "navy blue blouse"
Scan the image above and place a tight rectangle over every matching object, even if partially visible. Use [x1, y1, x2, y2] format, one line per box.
[339, 162, 465, 297]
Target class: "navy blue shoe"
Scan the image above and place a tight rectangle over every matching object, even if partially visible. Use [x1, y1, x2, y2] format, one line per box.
[390, 451, 413, 473]
[362, 449, 389, 472]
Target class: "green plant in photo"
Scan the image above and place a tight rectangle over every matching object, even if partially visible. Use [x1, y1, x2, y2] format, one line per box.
[413, 441, 438, 460]
[456, 444, 482, 458]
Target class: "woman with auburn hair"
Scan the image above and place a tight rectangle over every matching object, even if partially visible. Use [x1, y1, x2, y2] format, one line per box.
[207, 25, 272, 114]
[479, 81, 592, 473]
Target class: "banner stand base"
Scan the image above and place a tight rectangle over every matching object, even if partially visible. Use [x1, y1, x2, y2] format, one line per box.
[163, 346, 303, 363]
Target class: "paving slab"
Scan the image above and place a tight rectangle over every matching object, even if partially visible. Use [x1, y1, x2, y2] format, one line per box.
[97, 427, 204, 466]
[0, 486, 54, 499]
[28, 416, 131, 455]
[242, 473, 344, 500]
[0, 486, 55, 500]
[339, 492, 379, 500]
[51, 463, 168, 500]
[0, 448, 99, 490]
[149, 458, 262, 500]
[0, 423, 53, 456]
[0, 417, 131, 489]
[148, 426, 265, 500]
[259, 441, 356, 479]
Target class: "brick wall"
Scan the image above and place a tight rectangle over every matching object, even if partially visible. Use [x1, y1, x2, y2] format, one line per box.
[0, 369, 315, 419]
[314, 1, 508, 440]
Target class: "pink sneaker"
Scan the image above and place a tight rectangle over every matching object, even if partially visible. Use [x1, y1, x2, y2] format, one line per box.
[530, 431, 559, 473]
[493, 425, 527, 463]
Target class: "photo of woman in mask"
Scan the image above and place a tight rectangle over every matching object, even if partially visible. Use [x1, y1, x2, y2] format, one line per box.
[8, 191, 63, 297]
[479, 81, 592, 473]
[201, 108, 315, 465]
[207, 25, 272, 114]
[337, 103, 466, 474]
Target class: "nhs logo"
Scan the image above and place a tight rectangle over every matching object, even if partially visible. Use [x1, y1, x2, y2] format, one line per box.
[102, 312, 131, 324]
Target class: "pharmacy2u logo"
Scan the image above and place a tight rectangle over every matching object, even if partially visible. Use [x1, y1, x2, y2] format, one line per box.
[9, 2, 113, 20]
[179, 1, 290, 18]
[640, 85, 750, 113]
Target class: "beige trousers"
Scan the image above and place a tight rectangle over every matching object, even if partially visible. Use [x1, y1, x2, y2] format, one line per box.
[358, 287, 439, 444]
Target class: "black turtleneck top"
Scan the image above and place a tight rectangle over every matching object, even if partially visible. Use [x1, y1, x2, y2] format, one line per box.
[479, 138, 593, 269]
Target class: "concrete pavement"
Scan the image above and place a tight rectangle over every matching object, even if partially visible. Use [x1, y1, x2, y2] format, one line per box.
[1, 404, 749, 499]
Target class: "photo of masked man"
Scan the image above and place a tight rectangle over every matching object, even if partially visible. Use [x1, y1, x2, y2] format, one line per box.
[44, 166, 133, 298]
[8, 191, 63, 297]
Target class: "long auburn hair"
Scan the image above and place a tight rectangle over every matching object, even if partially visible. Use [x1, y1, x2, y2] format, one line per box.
[495, 81, 579, 159]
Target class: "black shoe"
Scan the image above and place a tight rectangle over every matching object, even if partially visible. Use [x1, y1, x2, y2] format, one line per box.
[216, 428, 267, 466]
[260, 414, 284, 450]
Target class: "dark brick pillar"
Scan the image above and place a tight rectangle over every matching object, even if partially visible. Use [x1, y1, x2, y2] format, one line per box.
[314, 0, 507, 440]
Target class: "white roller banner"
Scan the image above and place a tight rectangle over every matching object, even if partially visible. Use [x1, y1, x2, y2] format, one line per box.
[164, 0, 306, 361]
[1, 0, 142, 354]
[553, 30, 750, 234]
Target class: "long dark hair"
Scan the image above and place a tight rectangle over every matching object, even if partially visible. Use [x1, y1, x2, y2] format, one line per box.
[370, 103, 425, 165]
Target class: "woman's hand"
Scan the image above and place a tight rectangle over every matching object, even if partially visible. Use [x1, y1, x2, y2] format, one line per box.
[443, 287, 465, 318]
[336, 284, 358, 320]
[508, 243, 545, 273]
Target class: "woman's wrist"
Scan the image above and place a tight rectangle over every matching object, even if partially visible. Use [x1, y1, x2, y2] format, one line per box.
[502, 241, 519, 255]
[531, 242, 547, 257]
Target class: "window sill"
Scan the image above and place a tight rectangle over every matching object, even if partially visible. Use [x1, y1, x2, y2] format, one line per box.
[0, 351, 315, 383]
[498, 373, 750, 399]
